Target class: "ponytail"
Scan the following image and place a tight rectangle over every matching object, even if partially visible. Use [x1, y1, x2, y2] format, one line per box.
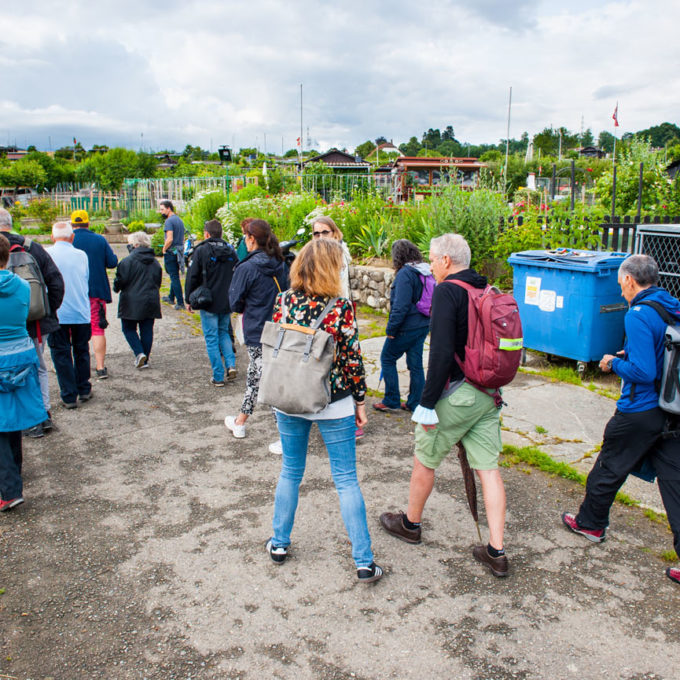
[247, 219, 283, 262]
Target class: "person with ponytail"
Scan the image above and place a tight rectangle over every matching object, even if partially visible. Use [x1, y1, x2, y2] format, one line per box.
[226, 220, 289, 438]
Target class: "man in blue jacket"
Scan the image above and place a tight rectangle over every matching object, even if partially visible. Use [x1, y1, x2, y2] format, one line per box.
[71, 210, 118, 380]
[562, 254, 680, 587]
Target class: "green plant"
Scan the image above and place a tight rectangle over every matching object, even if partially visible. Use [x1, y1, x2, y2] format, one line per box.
[535, 425, 548, 434]
[90, 223, 106, 234]
[151, 228, 165, 255]
[127, 220, 146, 233]
[183, 190, 229, 236]
[232, 183, 266, 203]
[350, 215, 390, 258]
[25, 198, 58, 230]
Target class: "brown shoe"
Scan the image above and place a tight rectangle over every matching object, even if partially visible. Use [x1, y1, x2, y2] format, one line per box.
[473, 545, 509, 578]
[379, 511, 421, 544]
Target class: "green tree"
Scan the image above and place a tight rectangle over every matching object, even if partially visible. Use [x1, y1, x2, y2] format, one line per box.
[399, 136, 421, 156]
[354, 140, 376, 159]
[0, 159, 48, 188]
[598, 131, 616, 153]
[441, 125, 456, 142]
[581, 128, 595, 147]
[374, 136, 388, 145]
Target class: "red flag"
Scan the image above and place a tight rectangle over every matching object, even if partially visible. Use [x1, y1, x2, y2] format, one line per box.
[73, 137, 77, 145]
[612, 103, 619, 127]
[296, 137, 301, 147]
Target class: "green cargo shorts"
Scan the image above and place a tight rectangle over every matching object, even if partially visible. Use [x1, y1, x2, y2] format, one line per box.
[414, 382, 501, 471]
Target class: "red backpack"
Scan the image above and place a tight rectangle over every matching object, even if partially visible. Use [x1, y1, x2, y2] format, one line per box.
[447, 280, 523, 402]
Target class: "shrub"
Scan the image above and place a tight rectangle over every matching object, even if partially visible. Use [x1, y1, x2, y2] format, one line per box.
[90, 223, 106, 234]
[25, 198, 59, 230]
[151, 228, 165, 255]
[127, 220, 146, 233]
[183, 190, 229, 236]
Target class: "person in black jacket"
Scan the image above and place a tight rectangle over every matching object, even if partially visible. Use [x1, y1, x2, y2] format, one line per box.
[225, 219, 289, 439]
[0, 208, 65, 438]
[185, 219, 238, 386]
[380, 233, 509, 578]
[112, 231, 162, 369]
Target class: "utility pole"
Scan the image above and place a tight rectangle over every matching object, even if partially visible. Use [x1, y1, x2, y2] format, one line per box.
[300, 84, 304, 166]
[503, 86, 512, 194]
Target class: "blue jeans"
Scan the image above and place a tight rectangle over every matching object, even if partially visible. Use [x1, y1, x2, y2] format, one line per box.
[0, 432, 22, 500]
[121, 318, 155, 358]
[164, 251, 184, 305]
[47, 323, 92, 403]
[199, 311, 235, 381]
[380, 326, 429, 410]
[272, 412, 374, 568]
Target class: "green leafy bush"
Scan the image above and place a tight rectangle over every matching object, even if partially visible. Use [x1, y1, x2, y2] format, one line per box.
[25, 198, 59, 230]
[151, 228, 165, 255]
[183, 190, 229, 236]
[90, 223, 106, 234]
[232, 183, 266, 203]
[127, 220, 146, 233]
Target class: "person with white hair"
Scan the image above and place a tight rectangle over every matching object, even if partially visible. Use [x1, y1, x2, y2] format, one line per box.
[112, 231, 162, 368]
[380, 233, 511, 578]
[46, 222, 92, 408]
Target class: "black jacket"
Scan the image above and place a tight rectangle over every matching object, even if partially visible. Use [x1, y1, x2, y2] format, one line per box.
[3, 231, 65, 339]
[112, 247, 162, 320]
[184, 238, 237, 315]
[229, 249, 289, 346]
[420, 268, 487, 409]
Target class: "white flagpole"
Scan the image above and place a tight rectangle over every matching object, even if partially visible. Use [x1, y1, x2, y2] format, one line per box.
[504, 86, 512, 195]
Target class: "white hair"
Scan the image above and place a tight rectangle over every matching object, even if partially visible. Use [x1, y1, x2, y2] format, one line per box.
[52, 221, 73, 239]
[430, 233, 471, 267]
[128, 231, 151, 248]
[0, 207, 12, 230]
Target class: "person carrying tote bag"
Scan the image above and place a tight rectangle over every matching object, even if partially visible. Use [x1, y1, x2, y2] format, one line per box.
[262, 238, 383, 583]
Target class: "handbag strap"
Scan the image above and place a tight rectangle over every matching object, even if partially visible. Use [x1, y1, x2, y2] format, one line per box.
[311, 297, 340, 330]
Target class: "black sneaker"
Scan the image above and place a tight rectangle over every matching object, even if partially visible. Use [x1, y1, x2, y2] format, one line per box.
[24, 423, 44, 438]
[162, 296, 174, 304]
[357, 562, 384, 583]
[96, 368, 108, 380]
[211, 378, 225, 387]
[265, 538, 288, 564]
[42, 414, 53, 432]
[174, 303, 185, 310]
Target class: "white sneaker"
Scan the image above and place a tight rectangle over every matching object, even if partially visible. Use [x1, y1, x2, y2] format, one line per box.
[224, 415, 246, 439]
[135, 353, 147, 369]
[268, 440, 283, 455]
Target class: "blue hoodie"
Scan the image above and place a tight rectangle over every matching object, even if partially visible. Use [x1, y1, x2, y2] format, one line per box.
[613, 286, 680, 412]
[385, 262, 432, 337]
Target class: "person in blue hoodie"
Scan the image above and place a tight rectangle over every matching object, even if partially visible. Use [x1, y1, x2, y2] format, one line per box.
[225, 219, 288, 439]
[0, 233, 47, 512]
[562, 254, 680, 586]
[373, 239, 432, 413]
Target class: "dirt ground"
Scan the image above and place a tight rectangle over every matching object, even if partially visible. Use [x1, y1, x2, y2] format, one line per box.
[1, 262, 679, 679]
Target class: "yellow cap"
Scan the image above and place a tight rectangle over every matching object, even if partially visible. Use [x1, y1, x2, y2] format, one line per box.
[70, 209, 89, 225]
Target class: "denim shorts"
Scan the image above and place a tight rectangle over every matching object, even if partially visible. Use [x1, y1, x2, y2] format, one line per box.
[415, 382, 502, 470]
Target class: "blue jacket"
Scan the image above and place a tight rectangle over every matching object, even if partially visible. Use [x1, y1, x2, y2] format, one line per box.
[385, 263, 431, 337]
[72, 228, 118, 302]
[613, 286, 680, 412]
[229, 250, 289, 346]
[0, 271, 46, 432]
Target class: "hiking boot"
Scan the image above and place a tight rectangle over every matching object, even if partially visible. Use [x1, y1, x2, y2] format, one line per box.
[224, 415, 246, 439]
[0, 497, 24, 512]
[473, 545, 509, 577]
[561, 512, 606, 543]
[379, 511, 421, 544]
[226, 367, 237, 381]
[372, 402, 400, 413]
[666, 567, 680, 585]
[135, 353, 147, 369]
[211, 378, 225, 387]
[266, 538, 288, 564]
[96, 368, 108, 380]
[42, 415, 53, 432]
[24, 423, 44, 438]
[357, 562, 383, 583]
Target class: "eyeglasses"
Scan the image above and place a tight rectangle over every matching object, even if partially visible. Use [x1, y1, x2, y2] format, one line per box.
[312, 229, 332, 238]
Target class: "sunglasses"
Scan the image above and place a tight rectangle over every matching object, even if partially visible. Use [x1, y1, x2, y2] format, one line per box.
[312, 229, 332, 238]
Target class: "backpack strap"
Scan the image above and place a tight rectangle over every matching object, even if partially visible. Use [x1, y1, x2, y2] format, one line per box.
[636, 299, 680, 326]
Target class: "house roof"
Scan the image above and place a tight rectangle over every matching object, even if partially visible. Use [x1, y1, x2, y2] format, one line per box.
[393, 156, 485, 170]
[304, 149, 371, 168]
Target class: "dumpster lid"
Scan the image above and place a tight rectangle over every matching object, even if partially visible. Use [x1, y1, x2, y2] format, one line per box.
[508, 248, 629, 270]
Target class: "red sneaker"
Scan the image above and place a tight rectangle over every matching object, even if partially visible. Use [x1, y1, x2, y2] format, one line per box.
[0, 497, 24, 512]
[666, 567, 680, 585]
[561, 512, 605, 543]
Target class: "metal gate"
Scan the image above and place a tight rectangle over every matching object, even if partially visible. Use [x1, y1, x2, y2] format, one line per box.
[635, 224, 680, 298]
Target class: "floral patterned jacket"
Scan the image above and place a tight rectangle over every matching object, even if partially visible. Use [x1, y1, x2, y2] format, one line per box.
[272, 290, 367, 403]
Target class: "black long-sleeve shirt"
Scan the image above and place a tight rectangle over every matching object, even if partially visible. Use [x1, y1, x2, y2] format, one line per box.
[419, 268, 487, 409]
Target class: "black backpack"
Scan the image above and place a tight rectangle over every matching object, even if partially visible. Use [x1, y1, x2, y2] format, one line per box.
[8, 238, 49, 322]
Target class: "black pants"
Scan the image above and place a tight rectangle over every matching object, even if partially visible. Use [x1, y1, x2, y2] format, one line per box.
[0, 432, 22, 500]
[48, 323, 92, 404]
[576, 407, 680, 555]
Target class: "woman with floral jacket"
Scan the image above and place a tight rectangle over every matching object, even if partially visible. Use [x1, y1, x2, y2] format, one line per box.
[265, 238, 383, 583]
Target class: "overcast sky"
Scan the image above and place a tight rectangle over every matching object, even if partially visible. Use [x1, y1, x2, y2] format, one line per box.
[1, 0, 678, 154]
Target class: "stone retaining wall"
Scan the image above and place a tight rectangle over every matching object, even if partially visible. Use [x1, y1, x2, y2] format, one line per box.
[349, 265, 394, 313]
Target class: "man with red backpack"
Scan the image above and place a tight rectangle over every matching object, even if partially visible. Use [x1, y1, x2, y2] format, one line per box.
[380, 233, 522, 578]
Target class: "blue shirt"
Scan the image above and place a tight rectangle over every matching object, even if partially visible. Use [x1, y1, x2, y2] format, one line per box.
[164, 214, 185, 253]
[0, 270, 30, 343]
[46, 241, 91, 324]
[72, 227, 118, 302]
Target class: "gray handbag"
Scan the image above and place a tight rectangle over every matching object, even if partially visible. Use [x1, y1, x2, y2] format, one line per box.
[258, 296, 338, 414]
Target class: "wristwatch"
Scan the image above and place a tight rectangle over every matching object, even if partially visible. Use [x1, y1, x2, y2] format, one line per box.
[606, 358, 614, 369]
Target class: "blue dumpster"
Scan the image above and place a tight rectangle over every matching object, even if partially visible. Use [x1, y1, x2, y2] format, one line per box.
[507, 249, 629, 364]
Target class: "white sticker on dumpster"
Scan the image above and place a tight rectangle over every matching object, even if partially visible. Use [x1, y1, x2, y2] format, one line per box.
[538, 289, 556, 312]
[525, 276, 541, 305]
